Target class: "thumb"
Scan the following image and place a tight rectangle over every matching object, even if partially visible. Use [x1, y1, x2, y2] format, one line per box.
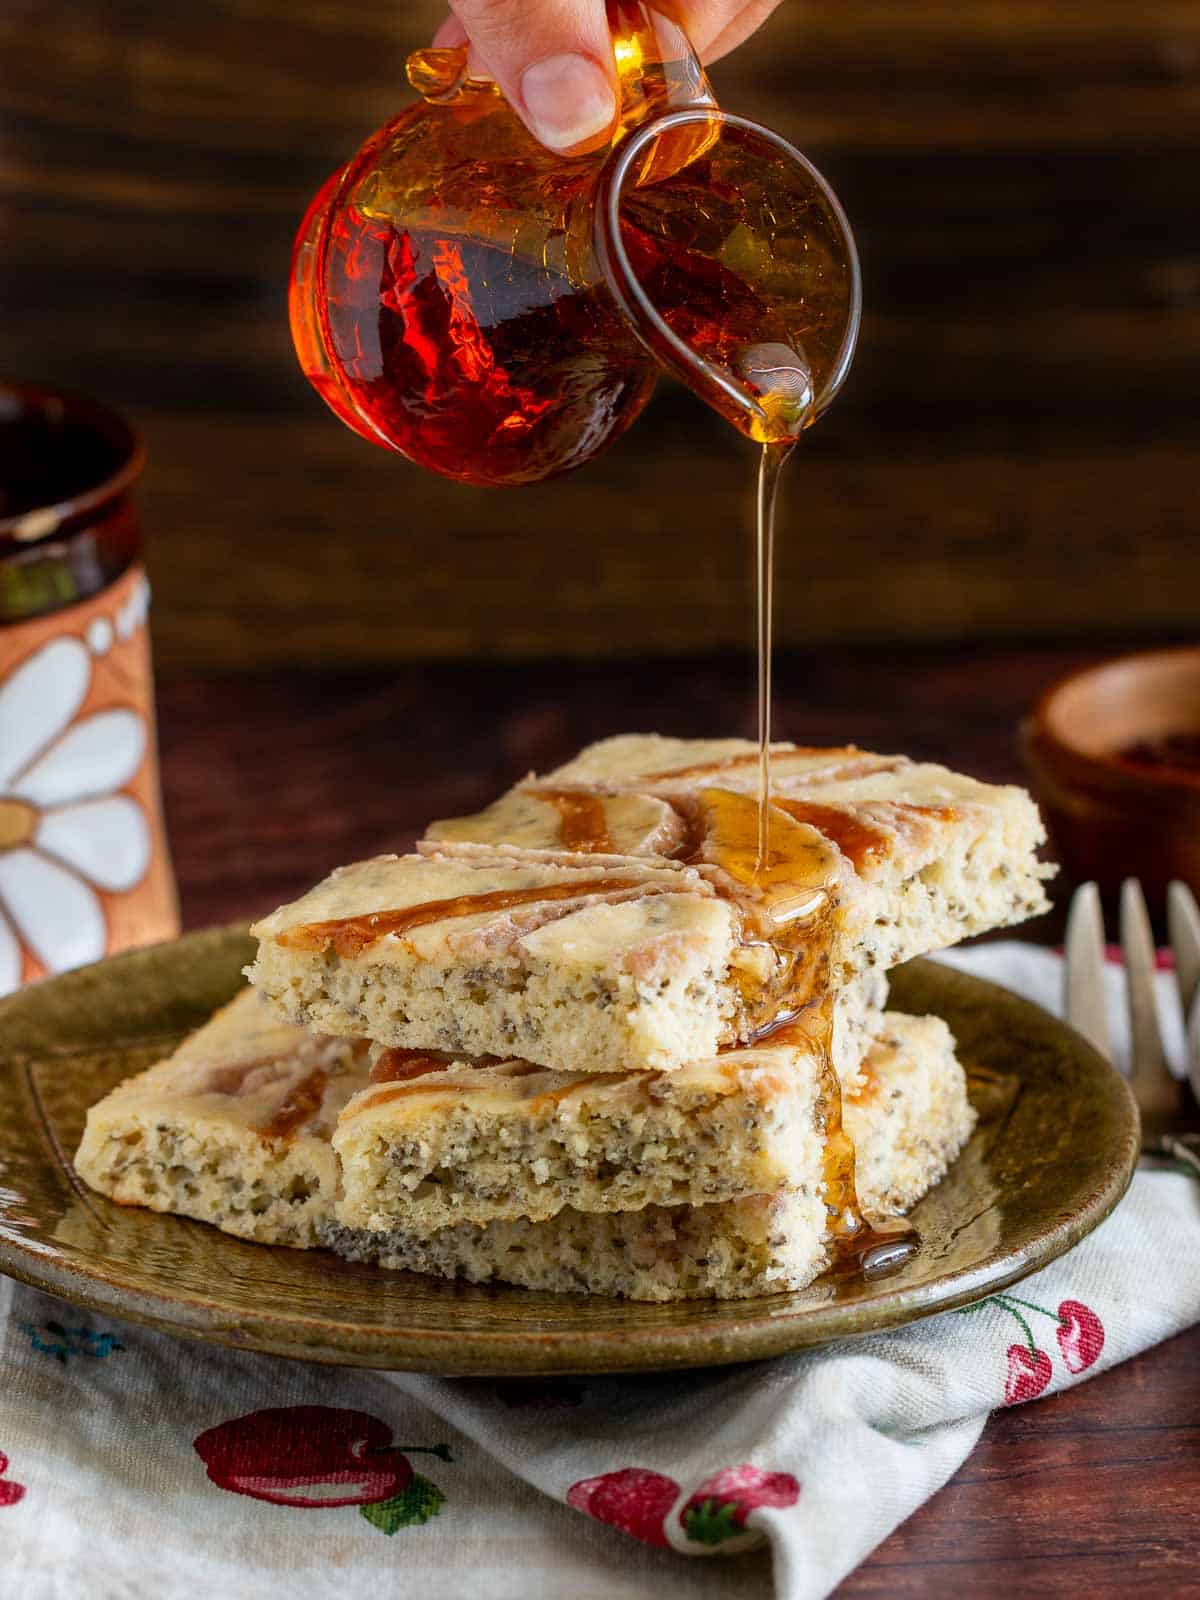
[446, 0, 618, 153]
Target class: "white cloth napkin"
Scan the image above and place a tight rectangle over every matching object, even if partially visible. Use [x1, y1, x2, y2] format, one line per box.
[3, 944, 1198, 1600]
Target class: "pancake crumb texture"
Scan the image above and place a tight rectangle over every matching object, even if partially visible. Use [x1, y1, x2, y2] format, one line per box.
[74, 990, 369, 1248]
[324, 1009, 977, 1300]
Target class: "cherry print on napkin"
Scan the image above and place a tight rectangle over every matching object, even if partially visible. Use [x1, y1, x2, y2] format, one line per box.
[957, 1292, 1106, 1404]
[1056, 1299, 1105, 1373]
[194, 1406, 452, 1534]
[0, 1451, 26, 1508]
[1004, 1344, 1053, 1405]
[567, 1462, 799, 1552]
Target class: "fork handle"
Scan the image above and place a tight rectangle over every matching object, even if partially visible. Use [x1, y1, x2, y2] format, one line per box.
[1152, 1133, 1200, 1179]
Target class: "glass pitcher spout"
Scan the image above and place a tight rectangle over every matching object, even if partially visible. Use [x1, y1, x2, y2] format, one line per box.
[593, 110, 861, 445]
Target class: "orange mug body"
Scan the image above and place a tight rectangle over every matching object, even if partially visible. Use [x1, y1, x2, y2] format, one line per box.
[0, 383, 179, 993]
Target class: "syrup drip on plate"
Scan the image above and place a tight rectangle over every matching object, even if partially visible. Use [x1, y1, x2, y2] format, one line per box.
[754, 1004, 921, 1279]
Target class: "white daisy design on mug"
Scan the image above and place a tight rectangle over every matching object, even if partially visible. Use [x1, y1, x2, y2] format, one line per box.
[0, 617, 152, 995]
[0, 385, 177, 993]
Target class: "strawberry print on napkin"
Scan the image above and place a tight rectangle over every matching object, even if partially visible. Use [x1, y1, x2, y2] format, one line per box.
[0, 1451, 25, 1508]
[568, 1462, 799, 1553]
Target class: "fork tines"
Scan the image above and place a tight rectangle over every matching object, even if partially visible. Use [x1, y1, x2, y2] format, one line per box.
[1064, 879, 1200, 1134]
[1168, 881, 1200, 1023]
[1119, 879, 1183, 1121]
[1063, 882, 1112, 1061]
[1168, 881, 1200, 1104]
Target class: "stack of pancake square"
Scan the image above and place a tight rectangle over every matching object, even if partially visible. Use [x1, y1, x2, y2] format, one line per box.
[77, 737, 1050, 1301]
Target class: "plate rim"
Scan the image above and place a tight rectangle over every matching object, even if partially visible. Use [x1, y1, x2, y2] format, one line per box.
[0, 930, 1140, 1374]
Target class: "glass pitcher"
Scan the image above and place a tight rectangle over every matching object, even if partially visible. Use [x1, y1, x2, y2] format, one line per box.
[289, 0, 860, 487]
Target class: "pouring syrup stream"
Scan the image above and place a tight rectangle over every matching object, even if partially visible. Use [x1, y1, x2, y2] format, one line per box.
[755, 437, 795, 868]
[733, 337, 811, 868]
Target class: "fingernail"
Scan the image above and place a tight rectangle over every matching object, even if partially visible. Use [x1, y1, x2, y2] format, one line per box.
[520, 53, 616, 151]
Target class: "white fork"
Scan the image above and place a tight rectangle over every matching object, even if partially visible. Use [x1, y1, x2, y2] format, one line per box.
[1063, 879, 1200, 1176]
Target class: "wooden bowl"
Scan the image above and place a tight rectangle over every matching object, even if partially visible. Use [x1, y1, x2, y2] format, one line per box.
[1022, 646, 1200, 910]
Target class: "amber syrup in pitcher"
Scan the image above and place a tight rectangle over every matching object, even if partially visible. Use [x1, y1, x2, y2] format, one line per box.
[297, 3, 703, 487]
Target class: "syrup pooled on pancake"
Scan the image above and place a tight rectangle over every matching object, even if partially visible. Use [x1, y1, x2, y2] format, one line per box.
[277, 875, 658, 956]
[530, 789, 614, 852]
[253, 1067, 331, 1141]
[679, 785, 843, 1034]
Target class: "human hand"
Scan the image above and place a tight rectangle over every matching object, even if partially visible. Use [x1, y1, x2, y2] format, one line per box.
[433, 1, 785, 153]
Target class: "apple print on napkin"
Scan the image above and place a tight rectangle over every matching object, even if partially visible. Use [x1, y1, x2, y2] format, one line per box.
[567, 1462, 800, 1553]
[194, 1406, 451, 1534]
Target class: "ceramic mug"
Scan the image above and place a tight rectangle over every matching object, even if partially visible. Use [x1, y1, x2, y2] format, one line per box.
[0, 381, 178, 995]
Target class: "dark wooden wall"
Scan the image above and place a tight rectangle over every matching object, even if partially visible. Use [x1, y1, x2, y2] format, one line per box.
[2, 1, 1198, 670]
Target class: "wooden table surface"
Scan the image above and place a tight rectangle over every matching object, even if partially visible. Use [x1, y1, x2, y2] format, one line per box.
[6, 0, 1200, 667]
[156, 639, 1200, 1596]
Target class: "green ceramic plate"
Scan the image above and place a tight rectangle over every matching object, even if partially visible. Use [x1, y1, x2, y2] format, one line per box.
[0, 927, 1138, 1375]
